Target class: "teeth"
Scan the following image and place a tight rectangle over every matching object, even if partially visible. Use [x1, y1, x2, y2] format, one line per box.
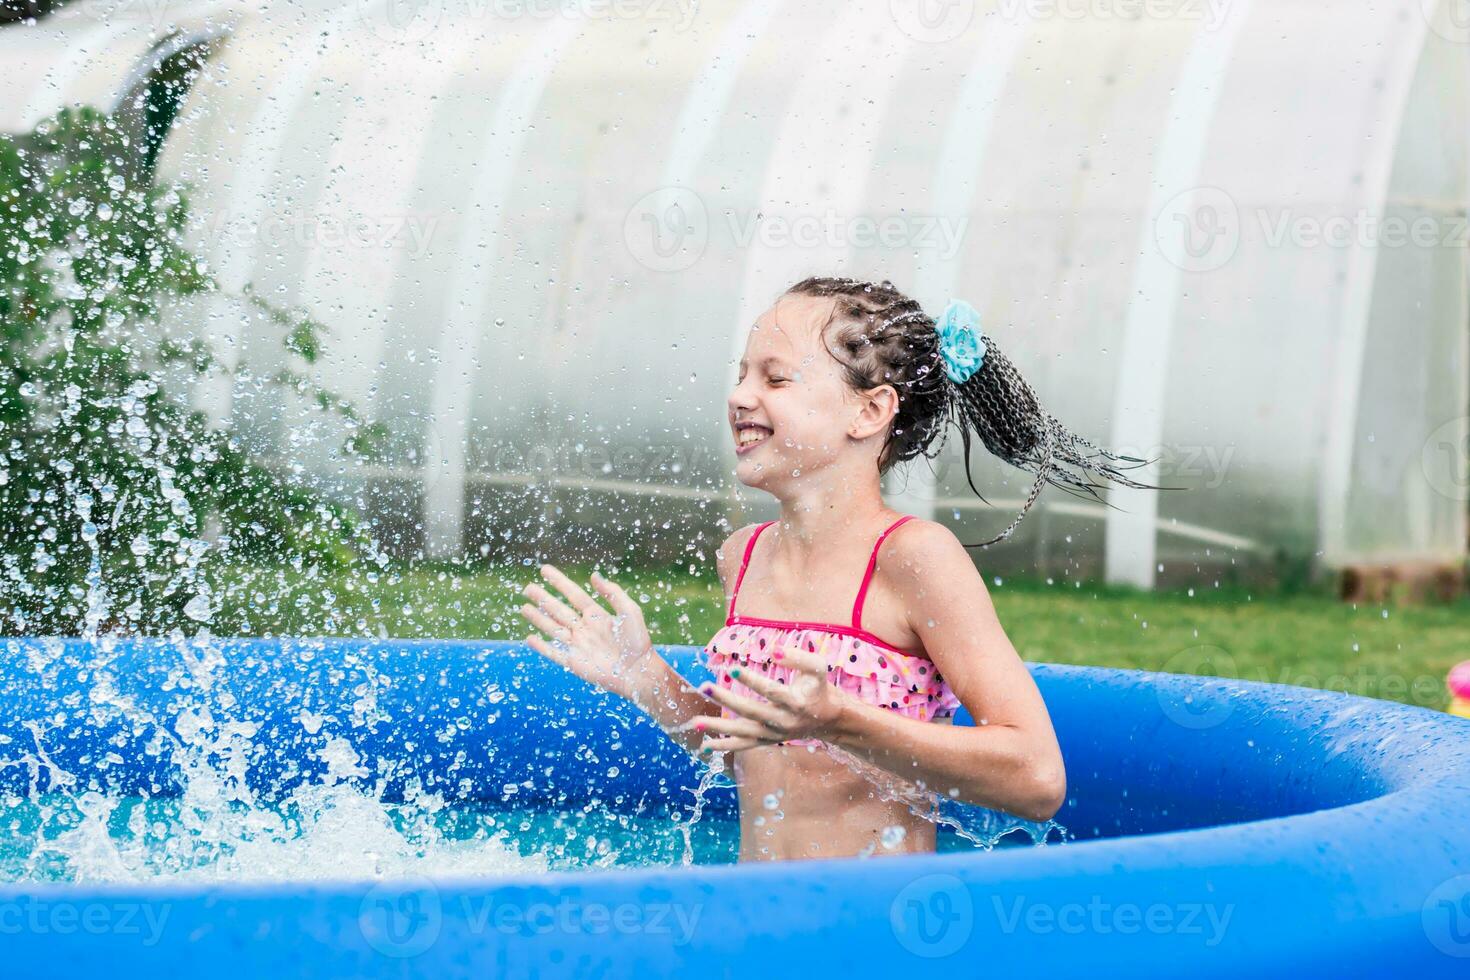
[738, 428, 770, 447]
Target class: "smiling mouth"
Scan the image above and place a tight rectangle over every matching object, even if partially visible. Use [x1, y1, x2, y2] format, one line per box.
[735, 426, 773, 454]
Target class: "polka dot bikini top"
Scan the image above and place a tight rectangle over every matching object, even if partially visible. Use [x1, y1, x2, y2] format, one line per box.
[703, 515, 962, 747]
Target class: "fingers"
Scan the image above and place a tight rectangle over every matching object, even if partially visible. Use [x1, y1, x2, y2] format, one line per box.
[767, 646, 830, 677]
[723, 661, 823, 709]
[676, 712, 770, 741]
[589, 570, 637, 618]
[697, 677, 790, 728]
[538, 565, 608, 620]
[701, 735, 772, 753]
[520, 582, 579, 631]
[519, 600, 573, 641]
[524, 632, 570, 667]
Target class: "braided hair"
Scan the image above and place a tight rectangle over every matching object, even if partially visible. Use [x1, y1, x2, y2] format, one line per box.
[784, 276, 1166, 548]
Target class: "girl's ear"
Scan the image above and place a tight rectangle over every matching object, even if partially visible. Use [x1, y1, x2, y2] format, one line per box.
[851, 384, 900, 439]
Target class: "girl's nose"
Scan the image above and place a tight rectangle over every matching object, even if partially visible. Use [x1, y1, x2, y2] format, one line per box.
[728, 376, 757, 415]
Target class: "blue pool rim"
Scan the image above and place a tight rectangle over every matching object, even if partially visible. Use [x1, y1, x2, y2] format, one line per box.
[0, 636, 1468, 977]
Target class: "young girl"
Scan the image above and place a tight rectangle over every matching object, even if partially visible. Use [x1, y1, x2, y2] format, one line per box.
[518, 277, 1158, 862]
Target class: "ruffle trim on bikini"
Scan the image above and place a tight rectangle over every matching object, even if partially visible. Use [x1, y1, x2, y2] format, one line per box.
[703, 623, 961, 720]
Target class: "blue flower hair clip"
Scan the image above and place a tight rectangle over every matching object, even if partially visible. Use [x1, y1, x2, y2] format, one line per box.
[934, 298, 987, 385]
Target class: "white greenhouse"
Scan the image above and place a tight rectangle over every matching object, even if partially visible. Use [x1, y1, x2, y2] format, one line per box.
[3, 0, 1468, 589]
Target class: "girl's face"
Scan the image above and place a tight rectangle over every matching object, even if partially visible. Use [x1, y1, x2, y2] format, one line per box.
[728, 293, 882, 489]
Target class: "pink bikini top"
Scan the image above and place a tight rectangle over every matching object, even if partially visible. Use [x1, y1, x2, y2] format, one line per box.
[703, 515, 962, 744]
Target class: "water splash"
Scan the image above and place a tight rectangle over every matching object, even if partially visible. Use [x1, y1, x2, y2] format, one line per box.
[674, 752, 737, 866]
[818, 741, 1069, 851]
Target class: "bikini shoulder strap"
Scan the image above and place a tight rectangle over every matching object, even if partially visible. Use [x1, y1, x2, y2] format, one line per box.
[728, 520, 777, 621]
[850, 514, 915, 629]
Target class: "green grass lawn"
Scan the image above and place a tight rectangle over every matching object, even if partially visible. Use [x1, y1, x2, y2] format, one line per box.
[210, 560, 1466, 713]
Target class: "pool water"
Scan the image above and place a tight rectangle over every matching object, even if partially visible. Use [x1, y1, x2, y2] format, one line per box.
[0, 789, 1043, 884]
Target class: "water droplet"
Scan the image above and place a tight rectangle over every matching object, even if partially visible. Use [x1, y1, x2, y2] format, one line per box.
[183, 594, 214, 622]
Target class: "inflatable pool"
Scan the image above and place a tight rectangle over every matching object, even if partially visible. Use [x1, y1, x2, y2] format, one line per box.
[1, 637, 1467, 977]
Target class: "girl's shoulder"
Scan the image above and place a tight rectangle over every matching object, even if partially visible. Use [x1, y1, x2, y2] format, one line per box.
[714, 521, 769, 589]
[875, 516, 977, 584]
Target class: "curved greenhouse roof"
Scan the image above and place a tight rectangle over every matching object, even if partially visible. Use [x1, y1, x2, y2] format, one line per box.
[4, 0, 1467, 588]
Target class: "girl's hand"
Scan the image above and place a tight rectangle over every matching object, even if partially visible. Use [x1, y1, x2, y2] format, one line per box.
[518, 565, 659, 704]
[684, 647, 854, 752]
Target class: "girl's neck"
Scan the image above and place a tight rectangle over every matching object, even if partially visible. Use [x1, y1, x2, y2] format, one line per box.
[768, 486, 895, 555]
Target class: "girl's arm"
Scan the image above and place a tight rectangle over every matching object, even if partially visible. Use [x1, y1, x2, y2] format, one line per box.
[520, 526, 758, 760]
[826, 519, 1066, 821]
[622, 654, 722, 757]
[695, 519, 1065, 822]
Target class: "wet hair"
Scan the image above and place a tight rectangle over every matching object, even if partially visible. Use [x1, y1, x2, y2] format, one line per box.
[783, 276, 1168, 548]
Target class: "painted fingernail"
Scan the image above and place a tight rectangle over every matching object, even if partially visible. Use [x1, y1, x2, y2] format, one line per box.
[694, 720, 706, 732]
[698, 682, 713, 694]
[772, 650, 783, 660]
[699, 746, 711, 755]
[730, 668, 742, 678]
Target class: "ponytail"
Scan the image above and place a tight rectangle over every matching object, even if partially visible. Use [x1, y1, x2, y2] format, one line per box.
[784, 276, 1171, 549]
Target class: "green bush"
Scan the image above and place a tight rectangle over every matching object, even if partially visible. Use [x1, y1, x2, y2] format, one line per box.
[0, 106, 387, 637]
